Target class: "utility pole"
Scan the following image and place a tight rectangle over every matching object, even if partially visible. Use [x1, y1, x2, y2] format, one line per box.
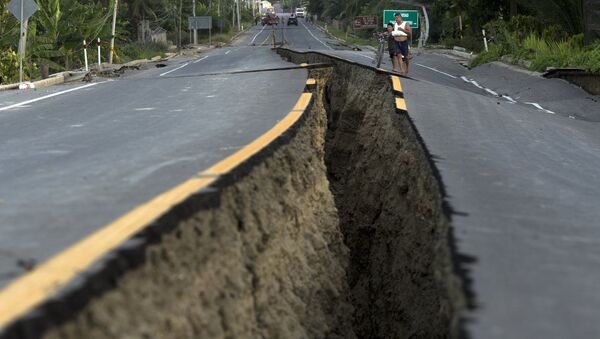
[179, 0, 183, 48]
[236, 0, 241, 31]
[109, 0, 118, 64]
[218, 0, 222, 34]
[173, 4, 179, 50]
[192, 0, 197, 44]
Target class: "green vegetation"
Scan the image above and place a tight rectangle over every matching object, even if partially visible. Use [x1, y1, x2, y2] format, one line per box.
[470, 16, 600, 72]
[314, 21, 378, 48]
[0, 0, 252, 84]
[308, 0, 598, 72]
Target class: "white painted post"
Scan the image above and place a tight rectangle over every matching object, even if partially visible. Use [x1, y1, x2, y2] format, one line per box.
[83, 40, 89, 72]
[483, 29, 488, 52]
[97, 38, 101, 67]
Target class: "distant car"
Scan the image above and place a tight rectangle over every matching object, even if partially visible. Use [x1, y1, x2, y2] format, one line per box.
[287, 15, 298, 26]
[295, 8, 305, 18]
[262, 13, 280, 26]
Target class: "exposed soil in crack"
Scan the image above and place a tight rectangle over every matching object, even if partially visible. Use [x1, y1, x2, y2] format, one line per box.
[280, 49, 464, 338]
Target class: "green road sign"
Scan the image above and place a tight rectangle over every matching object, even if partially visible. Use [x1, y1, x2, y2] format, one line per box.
[383, 10, 419, 29]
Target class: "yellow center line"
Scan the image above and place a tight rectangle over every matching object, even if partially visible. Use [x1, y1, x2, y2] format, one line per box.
[0, 91, 314, 330]
[391, 75, 403, 93]
[395, 97, 408, 112]
[203, 92, 312, 176]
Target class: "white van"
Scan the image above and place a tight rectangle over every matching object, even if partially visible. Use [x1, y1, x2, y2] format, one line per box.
[295, 8, 305, 18]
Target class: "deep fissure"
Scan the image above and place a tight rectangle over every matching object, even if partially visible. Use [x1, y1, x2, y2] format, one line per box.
[302, 52, 464, 338]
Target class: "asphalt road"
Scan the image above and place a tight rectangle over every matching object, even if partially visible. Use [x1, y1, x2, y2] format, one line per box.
[323, 46, 600, 337]
[5, 12, 599, 339]
[0, 19, 340, 289]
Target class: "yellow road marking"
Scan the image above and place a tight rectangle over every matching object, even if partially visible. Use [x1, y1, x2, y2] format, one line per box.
[306, 78, 316, 86]
[292, 92, 311, 111]
[299, 63, 309, 67]
[0, 92, 314, 331]
[391, 75, 403, 93]
[0, 176, 215, 329]
[203, 93, 312, 176]
[395, 97, 407, 112]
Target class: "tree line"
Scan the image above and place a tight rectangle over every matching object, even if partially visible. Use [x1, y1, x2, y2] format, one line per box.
[0, 0, 252, 83]
[308, 0, 595, 44]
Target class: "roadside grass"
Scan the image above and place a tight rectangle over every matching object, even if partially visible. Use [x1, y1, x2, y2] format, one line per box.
[470, 21, 600, 73]
[115, 42, 168, 64]
[470, 30, 600, 73]
[197, 22, 254, 45]
[314, 21, 379, 48]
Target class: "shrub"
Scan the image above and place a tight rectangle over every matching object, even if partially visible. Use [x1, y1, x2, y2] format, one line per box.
[116, 42, 168, 63]
[541, 24, 568, 42]
[448, 33, 484, 53]
[483, 19, 509, 43]
[0, 49, 37, 83]
[509, 15, 539, 40]
[470, 43, 504, 68]
[0, 49, 19, 84]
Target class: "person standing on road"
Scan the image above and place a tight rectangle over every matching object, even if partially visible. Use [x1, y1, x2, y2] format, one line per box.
[392, 13, 411, 75]
[385, 23, 398, 73]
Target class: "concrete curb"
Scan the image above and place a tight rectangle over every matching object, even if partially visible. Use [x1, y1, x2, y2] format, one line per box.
[0, 52, 176, 91]
[0, 73, 66, 91]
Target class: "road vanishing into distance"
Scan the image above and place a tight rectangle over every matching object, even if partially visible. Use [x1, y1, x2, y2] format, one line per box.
[1, 5, 600, 339]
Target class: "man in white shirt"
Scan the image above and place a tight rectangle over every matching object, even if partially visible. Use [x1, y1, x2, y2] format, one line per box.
[392, 13, 411, 75]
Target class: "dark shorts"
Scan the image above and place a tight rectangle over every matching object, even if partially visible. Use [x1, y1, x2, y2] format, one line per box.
[393, 40, 409, 58]
[389, 51, 394, 59]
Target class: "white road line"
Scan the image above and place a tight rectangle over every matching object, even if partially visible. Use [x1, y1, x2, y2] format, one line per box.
[356, 53, 375, 61]
[485, 88, 499, 96]
[459, 75, 560, 115]
[502, 95, 517, 103]
[225, 50, 231, 55]
[300, 20, 333, 50]
[415, 63, 457, 78]
[525, 102, 556, 114]
[470, 80, 484, 89]
[159, 62, 190, 76]
[193, 56, 209, 64]
[249, 25, 267, 45]
[0, 81, 110, 112]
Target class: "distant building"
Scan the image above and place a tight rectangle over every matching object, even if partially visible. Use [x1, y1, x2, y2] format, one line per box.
[151, 27, 167, 44]
[258, 1, 273, 14]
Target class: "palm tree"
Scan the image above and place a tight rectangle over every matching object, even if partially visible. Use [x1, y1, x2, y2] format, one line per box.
[129, 0, 158, 41]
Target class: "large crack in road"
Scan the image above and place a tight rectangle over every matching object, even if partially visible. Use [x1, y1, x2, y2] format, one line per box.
[3, 51, 464, 339]
[308, 59, 464, 338]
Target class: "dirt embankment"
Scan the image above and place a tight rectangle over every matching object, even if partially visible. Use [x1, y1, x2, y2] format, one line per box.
[5, 52, 463, 339]
[8, 69, 354, 339]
